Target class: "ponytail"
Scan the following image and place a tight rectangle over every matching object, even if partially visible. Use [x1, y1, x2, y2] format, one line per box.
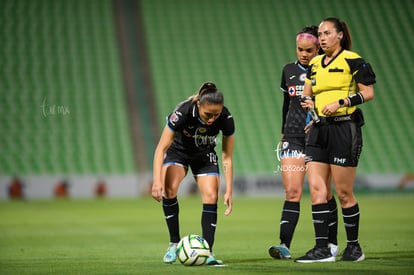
[322, 17, 352, 50]
[189, 82, 224, 105]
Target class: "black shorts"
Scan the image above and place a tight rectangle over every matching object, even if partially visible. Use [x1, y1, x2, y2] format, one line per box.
[305, 120, 363, 167]
[278, 136, 306, 159]
[163, 148, 220, 176]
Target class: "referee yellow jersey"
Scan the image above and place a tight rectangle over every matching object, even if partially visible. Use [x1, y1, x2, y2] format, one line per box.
[305, 49, 376, 117]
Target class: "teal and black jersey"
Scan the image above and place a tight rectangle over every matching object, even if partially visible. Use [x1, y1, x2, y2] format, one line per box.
[280, 61, 309, 138]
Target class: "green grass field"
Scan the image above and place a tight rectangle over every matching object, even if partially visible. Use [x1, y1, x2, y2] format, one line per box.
[1, 192, 413, 274]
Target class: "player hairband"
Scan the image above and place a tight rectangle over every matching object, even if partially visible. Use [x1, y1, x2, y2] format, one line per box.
[296, 33, 319, 45]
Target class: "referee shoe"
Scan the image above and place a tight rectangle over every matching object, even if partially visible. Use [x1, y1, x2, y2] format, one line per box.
[341, 243, 365, 262]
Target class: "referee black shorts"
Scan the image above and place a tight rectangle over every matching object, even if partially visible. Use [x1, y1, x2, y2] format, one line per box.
[305, 120, 363, 167]
[163, 148, 220, 176]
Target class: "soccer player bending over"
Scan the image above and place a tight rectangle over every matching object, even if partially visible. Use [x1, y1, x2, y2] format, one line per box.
[152, 82, 235, 266]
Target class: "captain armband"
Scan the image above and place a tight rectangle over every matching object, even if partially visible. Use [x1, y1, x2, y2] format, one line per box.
[346, 93, 364, 107]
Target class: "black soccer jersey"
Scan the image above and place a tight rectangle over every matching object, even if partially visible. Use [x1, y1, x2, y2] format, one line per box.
[166, 99, 235, 154]
[280, 61, 308, 137]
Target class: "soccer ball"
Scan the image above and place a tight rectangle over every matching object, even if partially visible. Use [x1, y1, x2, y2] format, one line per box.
[177, 234, 210, 266]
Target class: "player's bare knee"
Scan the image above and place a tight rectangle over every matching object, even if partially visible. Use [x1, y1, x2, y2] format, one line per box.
[336, 192, 356, 207]
[201, 193, 218, 204]
[285, 188, 301, 201]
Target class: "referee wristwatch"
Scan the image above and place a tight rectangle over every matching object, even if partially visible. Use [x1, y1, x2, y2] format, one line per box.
[338, 99, 345, 108]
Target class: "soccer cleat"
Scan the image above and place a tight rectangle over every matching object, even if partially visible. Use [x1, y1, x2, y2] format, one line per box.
[163, 242, 178, 264]
[340, 243, 365, 262]
[205, 254, 224, 266]
[294, 246, 335, 263]
[268, 244, 291, 259]
[328, 243, 339, 257]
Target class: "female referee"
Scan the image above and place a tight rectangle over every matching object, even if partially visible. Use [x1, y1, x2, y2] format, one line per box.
[269, 26, 339, 260]
[295, 18, 376, 263]
[152, 82, 235, 266]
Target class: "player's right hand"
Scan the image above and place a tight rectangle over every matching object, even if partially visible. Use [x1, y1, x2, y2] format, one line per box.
[151, 181, 163, 202]
[304, 120, 314, 134]
[300, 96, 314, 110]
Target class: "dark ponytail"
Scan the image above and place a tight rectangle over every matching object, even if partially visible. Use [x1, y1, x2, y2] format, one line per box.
[322, 17, 352, 50]
[189, 82, 224, 105]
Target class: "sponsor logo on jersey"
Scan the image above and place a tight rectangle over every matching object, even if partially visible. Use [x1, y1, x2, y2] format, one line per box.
[169, 112, 180, 126]
[183, 129, 192, 138]
[288, 85, 304, 96]
[198, 127, 207, 133]
[288, 86, 296, 96]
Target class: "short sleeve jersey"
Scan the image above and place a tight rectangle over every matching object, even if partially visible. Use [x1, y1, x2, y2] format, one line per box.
[166, 99, 235, 154]
[280, 61, 308, 137]
[305, 49, 376, 117]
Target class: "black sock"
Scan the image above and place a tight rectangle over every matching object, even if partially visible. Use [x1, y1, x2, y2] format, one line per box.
[312, 203, 330, 248]
[327, 196, 338, 245]
[201, 204, 217, 251]
[342, 203, 360, 245]
[162, 197, 180, 243]
[279, 201, 300, 248]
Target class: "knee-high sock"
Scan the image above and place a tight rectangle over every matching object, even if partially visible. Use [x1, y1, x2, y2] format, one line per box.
[201, 204, 217, 251]
[342, 203, 360, 245]
[312, 203, 330, 248]
[327, 196, 338, 245]
[162, 197, 180, 243]
[279, 201, 300, 248]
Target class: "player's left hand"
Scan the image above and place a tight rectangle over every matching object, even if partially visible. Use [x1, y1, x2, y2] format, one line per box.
[224, 194, 232, 216]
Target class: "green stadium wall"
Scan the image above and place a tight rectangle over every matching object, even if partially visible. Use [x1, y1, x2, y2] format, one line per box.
[1, 0, 413, 198]
[141, 0, 414, 176]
